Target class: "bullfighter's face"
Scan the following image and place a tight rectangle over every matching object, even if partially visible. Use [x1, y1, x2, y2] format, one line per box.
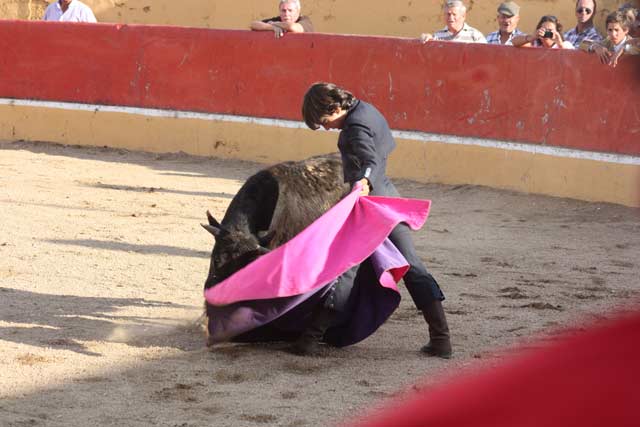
[319, 108, 347, 130]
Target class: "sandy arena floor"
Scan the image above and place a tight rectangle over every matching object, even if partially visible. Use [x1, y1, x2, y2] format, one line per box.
[1, 141, 638, 426]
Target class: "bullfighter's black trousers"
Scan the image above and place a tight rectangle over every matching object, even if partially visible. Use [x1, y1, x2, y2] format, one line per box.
[322, 264, 359, 314]
[388, 222, 445, 310]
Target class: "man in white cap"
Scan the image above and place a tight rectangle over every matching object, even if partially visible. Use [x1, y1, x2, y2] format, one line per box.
[420, 1, 486, 44]
[486, 2, 524, 45]
[43, 0, 97, 22]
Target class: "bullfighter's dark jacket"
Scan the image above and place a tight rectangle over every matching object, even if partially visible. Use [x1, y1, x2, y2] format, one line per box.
[337, 99, 445, 307]
[337, 100, 399, 197]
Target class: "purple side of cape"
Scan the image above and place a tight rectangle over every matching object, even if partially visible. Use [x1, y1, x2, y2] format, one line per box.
[204, 188, 431, 347]
[207, 239, 408, 347]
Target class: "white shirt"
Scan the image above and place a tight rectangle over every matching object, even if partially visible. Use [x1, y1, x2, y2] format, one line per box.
[43, 0, 97, 23]
[612, 37, 628, 53]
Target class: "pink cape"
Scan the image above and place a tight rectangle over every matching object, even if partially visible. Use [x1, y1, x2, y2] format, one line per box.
[204, 187, 430, 306]
[347, 309, 640, 427]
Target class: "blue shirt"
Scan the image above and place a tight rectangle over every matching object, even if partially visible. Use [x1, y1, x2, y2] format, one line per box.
[564, 26, 603, 48]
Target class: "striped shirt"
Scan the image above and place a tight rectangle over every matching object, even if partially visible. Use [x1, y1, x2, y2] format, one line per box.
[564, 25, 603, 48]
[433, 23, 487, 44]
[486, 29, 524, 45]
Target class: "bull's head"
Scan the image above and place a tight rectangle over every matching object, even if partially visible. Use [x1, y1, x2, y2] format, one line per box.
[202, 210, 273, 289]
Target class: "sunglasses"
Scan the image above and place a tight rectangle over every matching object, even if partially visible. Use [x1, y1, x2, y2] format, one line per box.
[576, 7, 592, 14]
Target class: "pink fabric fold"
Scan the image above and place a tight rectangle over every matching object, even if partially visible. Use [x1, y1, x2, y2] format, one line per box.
[204, 187, 430, 306]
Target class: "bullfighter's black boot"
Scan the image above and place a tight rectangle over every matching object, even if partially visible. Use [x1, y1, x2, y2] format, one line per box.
[289, 305, 335, 356]
[289, 265, 358, 356]
[420, 300, 452, 359]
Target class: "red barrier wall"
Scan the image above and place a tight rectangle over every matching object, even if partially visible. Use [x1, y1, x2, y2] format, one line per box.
[1, 21, 638, 155]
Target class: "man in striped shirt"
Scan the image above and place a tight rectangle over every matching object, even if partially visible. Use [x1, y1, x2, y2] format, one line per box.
[420, 0, 486, 44]
[486, 2, 524, 45]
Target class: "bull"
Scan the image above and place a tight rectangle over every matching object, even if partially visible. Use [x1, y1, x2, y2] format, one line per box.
[201, 153, 423, 354]
[202, 153, 349, 289]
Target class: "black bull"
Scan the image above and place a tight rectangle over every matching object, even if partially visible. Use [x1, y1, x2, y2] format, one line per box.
[202, 153, 350, 289]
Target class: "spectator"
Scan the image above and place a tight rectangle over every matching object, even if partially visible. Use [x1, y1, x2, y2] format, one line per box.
[250, 0, 313, 39]
[486, 2, 524, 45]
[513, 15, 575, 49]
[43, 0, 97, 23]
[420, 1, 487, 44]
[619, 3, 640, 37]
[581, 10, 640, 67]
[564, 0, 603, 48]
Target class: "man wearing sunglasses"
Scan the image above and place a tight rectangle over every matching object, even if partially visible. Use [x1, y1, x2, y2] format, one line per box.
[564, 0, 603, 48]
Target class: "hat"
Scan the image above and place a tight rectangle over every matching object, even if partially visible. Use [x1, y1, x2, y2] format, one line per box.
[497, 1, 520, 17]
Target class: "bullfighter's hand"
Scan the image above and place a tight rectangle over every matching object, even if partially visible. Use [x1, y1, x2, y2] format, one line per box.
[356, 178, 370, 196]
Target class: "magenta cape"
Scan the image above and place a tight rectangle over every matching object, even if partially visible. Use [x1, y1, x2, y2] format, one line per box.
[204, 187, 430, 306]
[204, 187, 431, 345]
[347, 309, 640, 427]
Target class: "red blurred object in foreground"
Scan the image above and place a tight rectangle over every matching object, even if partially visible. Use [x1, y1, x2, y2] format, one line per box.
[348, 310, 640, 427]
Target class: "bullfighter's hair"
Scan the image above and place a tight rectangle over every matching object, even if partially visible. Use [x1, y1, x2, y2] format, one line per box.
[302, 82, 357, 130]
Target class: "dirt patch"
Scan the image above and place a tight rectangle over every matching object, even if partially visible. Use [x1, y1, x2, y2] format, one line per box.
[1, 141, 638, 426]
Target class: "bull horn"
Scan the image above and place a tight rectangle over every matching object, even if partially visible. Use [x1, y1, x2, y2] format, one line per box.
[206, 210, 222, 228]
[201, 223, 224, 237]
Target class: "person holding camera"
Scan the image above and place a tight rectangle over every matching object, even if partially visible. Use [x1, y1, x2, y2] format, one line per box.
[512, 15, 575, 49]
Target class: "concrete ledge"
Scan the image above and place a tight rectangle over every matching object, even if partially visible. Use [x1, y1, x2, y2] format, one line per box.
[2, 102, 637, 207]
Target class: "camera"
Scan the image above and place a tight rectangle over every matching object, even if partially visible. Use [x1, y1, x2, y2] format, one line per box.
[543, 30, 554, 38]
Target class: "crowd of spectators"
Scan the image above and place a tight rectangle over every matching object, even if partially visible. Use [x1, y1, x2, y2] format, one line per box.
[416, 0, 638, 66]
[40, 0, 639, 67]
